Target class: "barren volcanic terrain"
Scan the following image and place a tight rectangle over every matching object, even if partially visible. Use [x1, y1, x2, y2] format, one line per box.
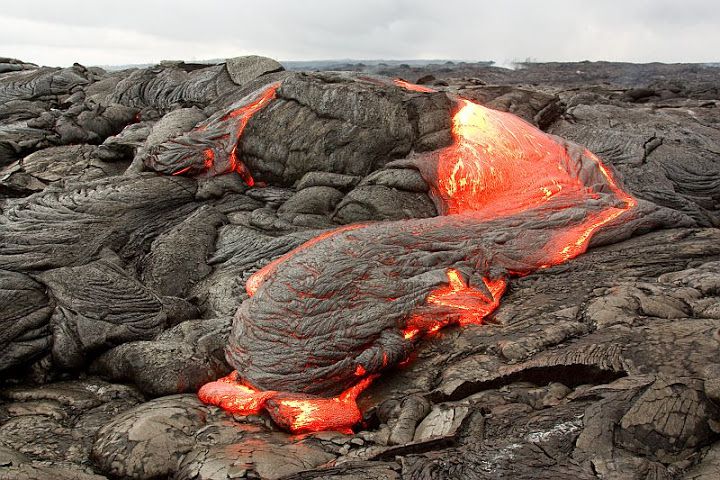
[1, 56, 719, 479]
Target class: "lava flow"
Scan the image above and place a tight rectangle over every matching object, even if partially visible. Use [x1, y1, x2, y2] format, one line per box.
[159, 83, 279, 181]
[431, 97, 636, 263]
[199, 80, 636, 434]
[199, 372, 376, 434]
[393, 78, 436, 93]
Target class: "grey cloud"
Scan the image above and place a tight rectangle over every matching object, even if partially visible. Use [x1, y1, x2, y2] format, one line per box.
[1, 0, 718, 67]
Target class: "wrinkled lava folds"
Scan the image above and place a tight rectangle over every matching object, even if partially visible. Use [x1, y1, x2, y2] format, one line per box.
[197, 80, 636, 433]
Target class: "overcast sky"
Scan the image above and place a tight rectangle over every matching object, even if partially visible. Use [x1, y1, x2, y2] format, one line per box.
[1, 0, 718, 67]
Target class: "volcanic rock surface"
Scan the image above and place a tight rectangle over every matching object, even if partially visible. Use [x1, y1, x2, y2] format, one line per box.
[0, 56, 719, 479]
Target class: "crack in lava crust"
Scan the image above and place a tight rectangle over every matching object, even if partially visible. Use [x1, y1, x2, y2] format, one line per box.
[198, 79, 636, 433]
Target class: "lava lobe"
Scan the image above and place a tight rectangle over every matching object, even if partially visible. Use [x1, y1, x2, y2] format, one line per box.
[145, 84, 279, 184]
[197, 79, 635, 433]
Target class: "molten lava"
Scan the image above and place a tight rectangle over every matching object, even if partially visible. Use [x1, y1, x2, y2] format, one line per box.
[199, 79, 636, 434]
[437, 99, 587, 217]
[264, 376, 377, 434]
[393, 78, 436, 93]
[170, 84, 279, 180]
[198, 371, 276, 414]
[433, 98, 635, 261]
[199, 372, 376, 434]
[426, 270, 507, 327]
[401, 89, 634, 340]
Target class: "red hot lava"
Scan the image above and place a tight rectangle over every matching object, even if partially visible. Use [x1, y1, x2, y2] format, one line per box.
[393, 78, 436, 93]
[169, 84, 279, 182]
[199, 371, 376, 434]
[432, 97, 635, 263]
[199, 80, 636, 434]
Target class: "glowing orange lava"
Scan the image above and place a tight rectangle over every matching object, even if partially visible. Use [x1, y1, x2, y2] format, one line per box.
[198, 371, 276, 414]
[427, 270, 507, 326]
[437, 100, 589, 217]
[172, 165, 192, 176]
[393, 79, 436, 93]
[198, 372, 376, 434]
[401, 271, 507, 341]
[172, 84, 278, 181]
[403, 94, 635, 339]
[266, 376, 377, 434]
[435, 98, 635, 264]
[199, 81, 636, 434]
[203, 149, 215, 170]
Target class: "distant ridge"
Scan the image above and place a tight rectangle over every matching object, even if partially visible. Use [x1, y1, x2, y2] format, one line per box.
[96, 58, 489, 71]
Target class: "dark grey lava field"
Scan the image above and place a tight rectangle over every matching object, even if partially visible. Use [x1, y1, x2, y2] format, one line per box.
[1, 56, 719, 479]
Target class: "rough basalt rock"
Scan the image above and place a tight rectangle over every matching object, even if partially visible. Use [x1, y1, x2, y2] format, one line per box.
[140, 205, 226, 298]
[0, 174, 199, 271]
[91, 395, 212, 479]
[294, 171, 361, 191]
[176, 437, 335, 480]
[333, 181, 437, 224]
[278, 186, 345, 217]
[0, 270, 52, 373]
[90, 394, 335, 480]
[0, 378, 142, 470]
[91, 317, 232, 397]
[0, 63, 138, 168]
[0, 64, 93, 105]
[550, 99, 720, 226]
[225, 55, 284, 86]
[239, 72, 453, 185]
[1, 144, 128, 194]
[37, 259, 168, 369]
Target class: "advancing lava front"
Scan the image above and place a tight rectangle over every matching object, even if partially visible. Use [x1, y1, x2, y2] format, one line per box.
[180, 79, 637, 433]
